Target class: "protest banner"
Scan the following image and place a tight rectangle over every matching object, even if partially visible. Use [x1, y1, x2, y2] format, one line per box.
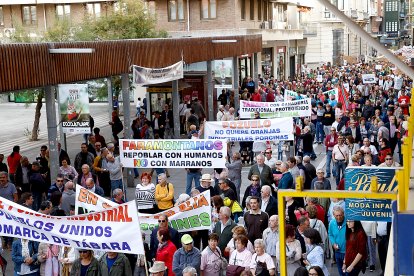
[204, 118, 294, 142]
[345, 167, 398, 222]
[317, 75, 323, 82]
[284, 89, 307, 101]
[239, 98, 311, 119]
[58, 84, 90, 134]
[75, 185, 212, 233]
[119, 139, 227, 168]
[0, 197, 144, 254]
[132, 61, 183, 86]
[394, 77, 403, 90]
[362, 74, 376, 84]
[323, 88, 339, 100]
[214, 60, 233, 89]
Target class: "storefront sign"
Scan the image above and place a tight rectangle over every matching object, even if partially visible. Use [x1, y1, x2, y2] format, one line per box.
[345, 167, 398, 221]
[204, 118, 294, 142]
[75, 185, 212, 233]
[58, 84, 90, 134]
[0, 197, 144, 254]
[119, 139, 227, 168]
[132, 61, 184, 86]
[239, 99, 311, 119]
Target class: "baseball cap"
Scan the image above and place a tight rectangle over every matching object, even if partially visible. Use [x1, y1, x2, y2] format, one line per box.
[181, 234, 193, 244]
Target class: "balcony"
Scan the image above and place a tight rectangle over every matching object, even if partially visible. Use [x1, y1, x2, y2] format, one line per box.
[301, 23, 317, 36]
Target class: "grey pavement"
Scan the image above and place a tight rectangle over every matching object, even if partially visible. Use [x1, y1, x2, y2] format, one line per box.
[0, 102, 391, 275]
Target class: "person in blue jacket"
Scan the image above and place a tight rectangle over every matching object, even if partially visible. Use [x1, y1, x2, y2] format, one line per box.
[328, 205, 347, 276]
[172, 234, 201, 276]
[12, 238, 40, 276]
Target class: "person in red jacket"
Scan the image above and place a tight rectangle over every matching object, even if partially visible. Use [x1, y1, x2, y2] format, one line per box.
[251, 89, 261, 102]
[7, 145, 21, 184]
[156, 227, 177, 275]
[324, 127, 338, 178]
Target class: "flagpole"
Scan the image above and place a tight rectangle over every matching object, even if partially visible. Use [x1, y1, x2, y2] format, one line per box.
[144, 255, 149, 276]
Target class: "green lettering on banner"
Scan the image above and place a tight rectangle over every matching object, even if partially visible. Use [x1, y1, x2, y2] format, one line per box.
[176, 218, 191, 230]
[199, 212, 211, 226]
[188, 215, 201, 228]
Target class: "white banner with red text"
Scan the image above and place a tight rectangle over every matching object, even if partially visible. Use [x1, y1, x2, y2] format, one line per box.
[75, 185, 212, 233]
[239, 98, 311, 119]
[119, 139, 227, 168]
[204, 118, 294, 142]
[0, 197, 144, 254]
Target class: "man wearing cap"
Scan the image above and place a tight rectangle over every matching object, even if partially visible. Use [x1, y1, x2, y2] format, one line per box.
[311, 168, 332, 190]
[172, 234, 201, 276]
[197, 174, 216, 196]
[149, 261, 167, 276]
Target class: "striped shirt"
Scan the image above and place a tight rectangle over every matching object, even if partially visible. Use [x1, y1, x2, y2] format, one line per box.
[135, 183, 155, 210]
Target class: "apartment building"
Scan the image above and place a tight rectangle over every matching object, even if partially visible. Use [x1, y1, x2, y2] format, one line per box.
[150, 0, 312, 80]
[0, 1, 115, 40]
[301, 0, 382, 67]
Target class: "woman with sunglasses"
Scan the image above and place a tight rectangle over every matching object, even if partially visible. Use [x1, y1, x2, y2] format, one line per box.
[241, 175, 261, 209]
[70, 249, 99, 276]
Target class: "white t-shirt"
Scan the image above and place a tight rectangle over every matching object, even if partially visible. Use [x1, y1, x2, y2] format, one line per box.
[250, 252, 276, 270]
[229, 248, 252, 268]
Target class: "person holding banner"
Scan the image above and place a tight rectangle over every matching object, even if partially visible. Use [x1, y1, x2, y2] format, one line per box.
[11, 238, 40, 276]
[70, 250, 99, 276]
[150, 214, 181, 261]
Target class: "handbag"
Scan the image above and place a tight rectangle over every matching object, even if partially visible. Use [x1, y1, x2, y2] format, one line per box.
[226, 265, 245, 276]
[255, 256, 270, 276]
[212, 248, 228, 276]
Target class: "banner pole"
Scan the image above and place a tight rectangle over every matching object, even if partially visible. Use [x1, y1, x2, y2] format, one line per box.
[144, 255, 149, 276]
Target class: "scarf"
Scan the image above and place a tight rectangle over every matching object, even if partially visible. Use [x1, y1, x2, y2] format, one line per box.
[250, 185, 260, 197]
[45, 245, 60, 276]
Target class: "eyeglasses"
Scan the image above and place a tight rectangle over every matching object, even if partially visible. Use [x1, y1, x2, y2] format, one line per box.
[158, 220, 166, 223]
[56, 180, 64, 182]
[385, 158, 393, 160]
[265, 152, 271, 154]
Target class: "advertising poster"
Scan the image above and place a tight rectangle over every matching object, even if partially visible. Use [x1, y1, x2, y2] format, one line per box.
[345, 167, 398, 222]
[58, 84, 90, 134]
[204, 118, 294, 142]
[119, 139, 227, 168]
[239, 98, 311, 119]
[214, 60, 233, 89]
[0, 197, 144, 254]
[75, 185, 212, 233]
[132, 61, 184, 86]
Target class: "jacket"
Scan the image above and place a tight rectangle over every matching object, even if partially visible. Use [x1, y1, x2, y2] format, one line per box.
[156, 241, 177, 275]
[213, 219, 237, 252]
[247, 164, 273, 187]
[172, 247, 201, 276]
[70, 257, 100, 276]
[74, 152, 95, 173]
[28, 170, 48, 193]
[15, 163, 31, 187]
[344, 126, 362, 144]
[225, 159, 242, 183]
[278, 172, 293, 189]
[322, 109, 335, 126]
[264, 195, 278, 217]
[324, 133, 338, 151]
[328, 219, 346, 254]
[150, 226, 181, 259]
[12, 239, 40, 273]
[98, 253, 132, 276]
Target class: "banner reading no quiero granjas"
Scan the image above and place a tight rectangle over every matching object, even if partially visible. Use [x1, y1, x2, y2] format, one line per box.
[204, 118, 294, 142]
[239, 98, 311, 119]
[119, 139, 227, 168]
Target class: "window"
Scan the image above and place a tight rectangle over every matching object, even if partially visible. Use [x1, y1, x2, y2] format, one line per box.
[168, 0, 184, 21]
[274, 4, 284, 22]
[145, 1, 156, 16]
[241, 0, 246, 20]
[86, 3, 101, 18]
[324, 7, 331, 18]
[257, 0, 262, 21]
[201, 0, 216, 19]
[0, 7, 3, 26]
[22, 5, 37, 25]
[250, 0, 254, 20]
[56, 4, 70, 20]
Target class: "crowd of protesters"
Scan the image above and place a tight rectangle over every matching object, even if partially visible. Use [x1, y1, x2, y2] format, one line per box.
[0, 61, 411, 276]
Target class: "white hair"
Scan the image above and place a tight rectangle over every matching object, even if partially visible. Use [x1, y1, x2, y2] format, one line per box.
[220, 206, 231, 218]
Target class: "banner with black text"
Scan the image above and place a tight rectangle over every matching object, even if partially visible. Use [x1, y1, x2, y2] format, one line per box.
[239, 98, 311, 119]
[132, 61, 183, 86]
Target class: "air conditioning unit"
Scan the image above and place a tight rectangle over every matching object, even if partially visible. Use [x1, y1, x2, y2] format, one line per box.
[3, 28, 15, 38]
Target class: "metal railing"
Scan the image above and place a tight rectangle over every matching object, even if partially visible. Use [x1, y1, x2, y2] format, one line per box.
[277, 95, 414, 275]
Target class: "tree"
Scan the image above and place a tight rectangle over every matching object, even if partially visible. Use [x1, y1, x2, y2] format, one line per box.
[8, 0, 166, 141]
